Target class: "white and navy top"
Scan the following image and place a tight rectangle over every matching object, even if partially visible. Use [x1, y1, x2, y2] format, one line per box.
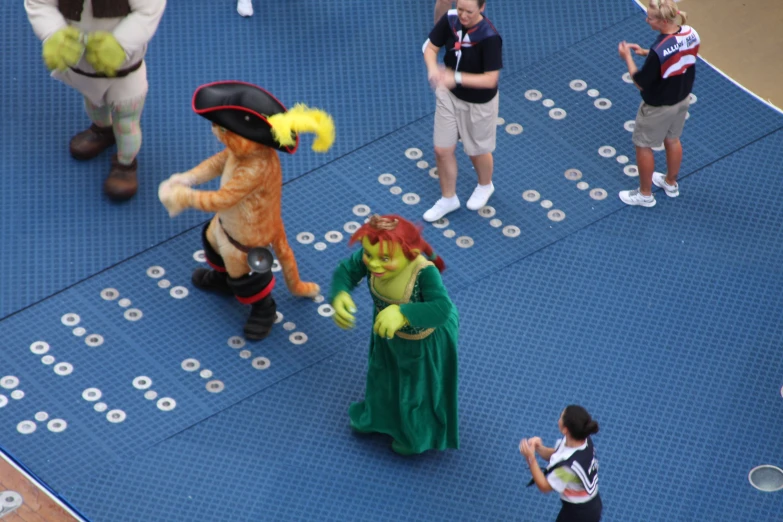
[542, 438, 599, 504]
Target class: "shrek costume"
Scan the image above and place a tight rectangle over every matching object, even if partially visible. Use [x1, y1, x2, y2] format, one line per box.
[330, 247, 459, 455]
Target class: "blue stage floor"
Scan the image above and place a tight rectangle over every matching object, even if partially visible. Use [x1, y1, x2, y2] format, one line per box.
[1, 1, 781, 520]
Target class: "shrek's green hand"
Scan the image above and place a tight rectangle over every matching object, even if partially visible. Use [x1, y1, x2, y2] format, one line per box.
[42, 26, 84, 71]
[85, 31, 126, 76]
[332, 291, 357, 330]
[373, 304, 407, 339]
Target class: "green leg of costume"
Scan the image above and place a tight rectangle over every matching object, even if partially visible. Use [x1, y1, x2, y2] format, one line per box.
[111, 96, 145, 166]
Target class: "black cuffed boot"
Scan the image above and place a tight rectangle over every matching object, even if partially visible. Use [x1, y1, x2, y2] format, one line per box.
[227, 271, 277, 341]
[192, 222, 232, 295]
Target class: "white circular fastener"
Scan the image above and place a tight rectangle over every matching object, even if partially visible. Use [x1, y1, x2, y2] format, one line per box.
[378, 173, 396, 185]
[271, 260, 281, 272]
[489, 218, 502, 228]
[522, 190, 541, 202]
[443, 229, 456, 238]
[61, 313, 80, 326]
[549, 108, 567, 120]
[594, 98, 612, 110]
[206, 380, 225, 393]
[11, 390, 24, 400]
[569, 79, 587, 91]
[289, 332, 308, 345]
[1, 376, 19, 390]
[416, 160, 429, 169]
[100, 288, 119, 300]
[47, 419, 67, 433]
[296, 232, 315, 244]
[313, 295, 325, 303]
[402, 193, 420, 205]
[227, 336, 245, 349]
[199, 369, 213, 379]
[252, 357, 271, 370]
[144, 390, 158, 400]
[685, 112, 690, 120]
[107, 409, 126, 423]
[624, 120, 636, 132]
[41, 355, 55, 365]
[146, 266, 165, 278]
[158, 279, 171, 289]
[30, 341, 50, 355]
[598, 146, 616, 158]
[496, 116, 505, 125]
[54, 362, 73, 376]
[157, 398, 176, 411]
[587, 88, 600, 97]
[82, 388, 102, 401]
[548, 210, 566, 222]
[478, 206, 496, 218]
[0, 395, 6, 408]
[503, 225, 521, 238]
[283, 321, 296, 331]
[85, 334, 104, 347]
[275, 311, 284, 324]
[404, 148, 423, 160]
[35, 411, 49, 422]
[239, 350, 252, 359]
[124, 308, 143, 321]
[390, 186, 402, 195]
[505, 123, 523, 135]
[181, 358, 200, 372]
[170, 286, 189, 299]
[748, 465, 783, 492]
[94, 402, 108, 412]
[344, 221, 361, 234]
[624, 165, 639, 177]
[72, 327, 86, 336]
[589, 188, 608, 200]
[616, 155, 629, 164]
[542, 99, 555, 108]
[431, 218, 449, 229]
[118, 298, 131, 308]
[622, 72, 633, 84]
[689, 93, 697, 104]
[193, 250, 206, 262]
[17, 421, 36, 435]
[325, 231, 343, 243]
[540, 200, 553, 209]
[318, 304, 335, 317]
[132, 376, 152, 390]
[429, 167, 439, 179]
[352, 204, 371, 217]
[1, 492, 23, 510]
[564, 169, 582, 181]
[524, 89, 543, 101]
[456, 236, 474, 248]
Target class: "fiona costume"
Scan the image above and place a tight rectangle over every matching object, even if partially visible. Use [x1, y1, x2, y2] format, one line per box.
[330, 248, 460, 455]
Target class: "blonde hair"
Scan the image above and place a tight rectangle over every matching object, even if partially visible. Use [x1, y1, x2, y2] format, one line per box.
[649, 0, 688, 24]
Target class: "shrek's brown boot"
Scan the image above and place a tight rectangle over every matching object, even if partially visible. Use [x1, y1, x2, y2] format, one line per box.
[69, 124, 116, 160]
[103, 155, 138, 201]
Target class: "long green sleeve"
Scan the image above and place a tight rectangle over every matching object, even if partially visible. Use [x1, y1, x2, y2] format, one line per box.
[329, 248, 368, 302]
[399, 266, 454, 329]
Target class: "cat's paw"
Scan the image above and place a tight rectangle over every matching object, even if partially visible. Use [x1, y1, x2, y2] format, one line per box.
[290, 281, 320, 298]
[167, 172, 197, 187]
[158, 181, 189, 218]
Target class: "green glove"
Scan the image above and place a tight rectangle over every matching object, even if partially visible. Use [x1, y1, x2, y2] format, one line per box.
[373, 305, 407, 340]
[42, 26, 84, 71]
[332, 291, 357, 330]
[85, 31, 126, 77]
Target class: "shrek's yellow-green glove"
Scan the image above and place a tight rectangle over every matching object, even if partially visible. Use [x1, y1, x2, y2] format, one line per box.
[332, 291, 357, 330]
[42, 26, 84, 71]
[373, 304, 408, 340]
[85, 31, 126, 76]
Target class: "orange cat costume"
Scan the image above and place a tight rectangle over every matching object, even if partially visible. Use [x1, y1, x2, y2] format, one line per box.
[158, 81, 335, 340]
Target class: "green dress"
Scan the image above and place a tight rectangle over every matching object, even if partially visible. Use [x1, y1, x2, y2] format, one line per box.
[330, 248, 460, 454]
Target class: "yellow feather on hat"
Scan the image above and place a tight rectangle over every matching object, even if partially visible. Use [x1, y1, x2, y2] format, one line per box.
[267, 104, 335, 153]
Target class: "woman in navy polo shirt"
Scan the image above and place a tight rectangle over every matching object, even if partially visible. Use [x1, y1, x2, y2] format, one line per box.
[422, 0, 502, 223]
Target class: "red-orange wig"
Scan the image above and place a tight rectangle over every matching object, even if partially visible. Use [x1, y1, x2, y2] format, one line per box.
[349, 214, 445, 272]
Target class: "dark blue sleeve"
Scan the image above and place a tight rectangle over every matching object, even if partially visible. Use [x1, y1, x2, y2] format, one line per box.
[632, 52, 659, 90]
[428, 13, 451, 47]
[481, 35, 503, 72]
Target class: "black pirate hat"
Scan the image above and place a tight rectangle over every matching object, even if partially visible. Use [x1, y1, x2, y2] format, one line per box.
[192, 81, 299, 154]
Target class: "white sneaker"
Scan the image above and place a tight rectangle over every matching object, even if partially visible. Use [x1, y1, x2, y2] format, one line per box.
[237, 0, 253, 17]
[466, 182, 494, 210]
[423, 196, 460, 222]
[619, 189, 656, 207]
[652, 172, 679, 198]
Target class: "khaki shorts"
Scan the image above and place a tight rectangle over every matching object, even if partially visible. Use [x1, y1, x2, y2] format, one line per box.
[632, 96, 690, 148]
[433, 88, 498, 156]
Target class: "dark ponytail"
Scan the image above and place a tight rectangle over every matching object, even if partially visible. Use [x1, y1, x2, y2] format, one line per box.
[562, 405, 599, 440]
